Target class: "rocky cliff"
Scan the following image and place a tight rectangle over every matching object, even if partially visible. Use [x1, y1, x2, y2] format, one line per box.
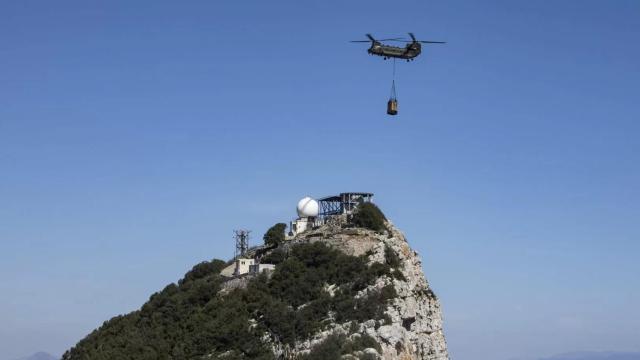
[277, 220, 449, 360]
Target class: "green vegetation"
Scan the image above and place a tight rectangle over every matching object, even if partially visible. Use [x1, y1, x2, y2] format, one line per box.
[63, 242, 397, 360]
[384, 245, 401, 268]
[62, 259, 273, 360]
[260, 247, 286, 265]
[263, 222, 287, 247]
[351, 202, 387, 233]
[180, 259, 227, 284]
[299, 333, 381, 360]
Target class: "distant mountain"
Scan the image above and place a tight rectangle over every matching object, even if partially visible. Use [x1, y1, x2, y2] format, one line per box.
[13, 352, 58, 360]
[541, 352, 640, 360]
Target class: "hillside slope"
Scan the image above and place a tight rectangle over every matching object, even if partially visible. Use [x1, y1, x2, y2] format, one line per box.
[62, 210, 448, 360]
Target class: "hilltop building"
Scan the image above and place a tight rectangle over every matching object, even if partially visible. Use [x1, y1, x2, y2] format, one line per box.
[221, 230, 276, 277]
[290, 192, 373, 236]
[233, 258, 275, 276]
[234, 258, 254, 276]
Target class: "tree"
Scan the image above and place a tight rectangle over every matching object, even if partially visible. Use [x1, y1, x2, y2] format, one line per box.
[263, 223, 287, 247]
[351, 202, 387, 233]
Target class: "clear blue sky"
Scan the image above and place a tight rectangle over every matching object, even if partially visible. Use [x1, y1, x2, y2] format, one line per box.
[1, 1, 638, 359]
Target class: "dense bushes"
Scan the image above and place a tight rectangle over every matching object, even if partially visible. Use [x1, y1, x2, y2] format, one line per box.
[351, 203, 387, 233]
[180, 259, 227, 284]
[260, 248, 286, 265]
[62, 242, 396, 360]
[263, 223, 287, 247]
[299, 333, 381, 360]
[62, 259, 271, 360]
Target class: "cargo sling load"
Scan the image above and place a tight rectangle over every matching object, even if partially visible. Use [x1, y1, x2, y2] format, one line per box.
[387, 58, 398, 116]
[388, 79, 398, 115]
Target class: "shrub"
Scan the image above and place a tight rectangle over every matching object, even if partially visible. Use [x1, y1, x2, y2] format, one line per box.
[344, 333, 382, 354]
[384, 247, 406, 283]
[384, 246, 401, 269]
[351, 203, 387, 233]
[180, 259, 227, 284]
[299, 334, 345, 360]
[261, 248, 286, 265]
[263, 223, 287, 247]
[300, 333, 381, 360]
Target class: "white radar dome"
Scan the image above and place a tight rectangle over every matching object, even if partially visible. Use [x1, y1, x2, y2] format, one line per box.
[297, 197, 319, 218]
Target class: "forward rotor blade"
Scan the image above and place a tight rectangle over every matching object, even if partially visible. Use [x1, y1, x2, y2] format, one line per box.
[350, 36, 404, 43]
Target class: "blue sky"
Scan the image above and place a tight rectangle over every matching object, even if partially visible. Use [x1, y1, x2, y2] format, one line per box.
[1, 1, 639, 359]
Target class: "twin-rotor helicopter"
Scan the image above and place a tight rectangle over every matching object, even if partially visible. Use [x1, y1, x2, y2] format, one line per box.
[350, 33, 445, 115]
[350, 32, 445, 61]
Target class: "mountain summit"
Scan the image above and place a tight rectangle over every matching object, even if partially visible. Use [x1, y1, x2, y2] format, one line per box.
[540, 352, 640, 360]
[13, 352, 58, 360]
[62, 202, 448, 359]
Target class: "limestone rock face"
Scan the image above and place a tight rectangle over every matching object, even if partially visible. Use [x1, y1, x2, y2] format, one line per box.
[287, 221, 449, 360]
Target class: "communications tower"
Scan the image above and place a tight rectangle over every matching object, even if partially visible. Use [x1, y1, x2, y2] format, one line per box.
[233, 230, 251, 258]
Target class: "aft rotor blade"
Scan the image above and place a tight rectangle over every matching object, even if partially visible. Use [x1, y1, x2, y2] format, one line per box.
[392, 40, 446, 44]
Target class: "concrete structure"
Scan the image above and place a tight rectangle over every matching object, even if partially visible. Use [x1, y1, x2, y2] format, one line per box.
[249, 263, 276, 274]
[232, 257, 276, 277]
[220, 263, 236, 277]
[234, 258, 255, 276]
[290, 216, 313, 235]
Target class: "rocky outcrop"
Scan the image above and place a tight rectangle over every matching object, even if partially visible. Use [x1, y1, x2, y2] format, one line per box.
[279, 221, 449, 360]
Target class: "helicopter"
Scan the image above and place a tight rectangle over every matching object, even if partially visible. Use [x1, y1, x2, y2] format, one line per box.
[350, 33, 445, 61]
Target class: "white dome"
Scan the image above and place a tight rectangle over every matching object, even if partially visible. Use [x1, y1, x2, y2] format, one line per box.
[297, 197, 319, 218]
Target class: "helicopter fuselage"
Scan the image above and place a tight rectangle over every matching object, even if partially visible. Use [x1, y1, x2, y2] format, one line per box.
[368, 41, 421, 60]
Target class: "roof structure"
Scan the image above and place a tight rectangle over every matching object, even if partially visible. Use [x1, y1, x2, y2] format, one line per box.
[317, 192, 374, 217]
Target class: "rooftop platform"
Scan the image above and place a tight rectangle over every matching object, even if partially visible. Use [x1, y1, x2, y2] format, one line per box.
[318, 192, 374, 216]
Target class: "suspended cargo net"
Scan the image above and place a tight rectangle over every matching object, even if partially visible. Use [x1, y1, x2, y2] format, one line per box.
[387, 59, 398, 115]
[387, 80, 398, 115]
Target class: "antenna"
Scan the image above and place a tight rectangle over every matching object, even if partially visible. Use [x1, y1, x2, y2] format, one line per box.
[233, 230, 251, 259]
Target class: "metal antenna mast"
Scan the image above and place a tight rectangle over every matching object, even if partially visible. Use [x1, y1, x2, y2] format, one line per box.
[234, 230, 251, 258]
